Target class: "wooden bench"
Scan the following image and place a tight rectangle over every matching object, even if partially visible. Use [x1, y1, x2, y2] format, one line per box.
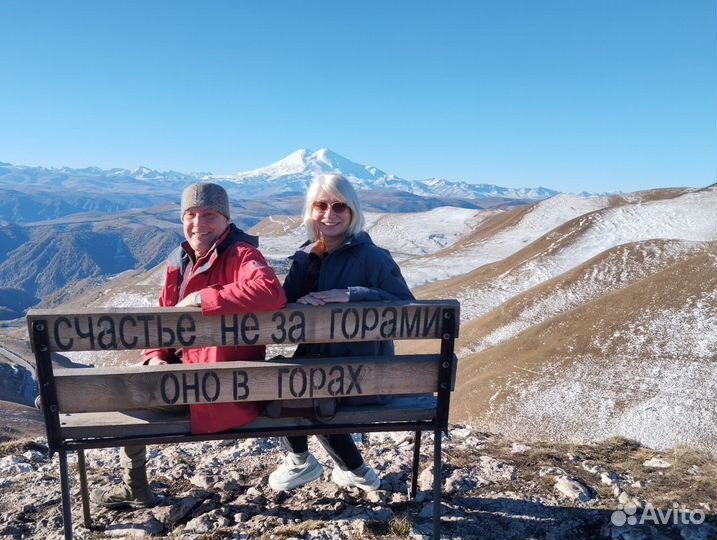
[27, 299, 459, 540]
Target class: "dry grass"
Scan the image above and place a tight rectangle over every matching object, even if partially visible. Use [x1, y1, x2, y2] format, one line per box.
[260, 519, 328, 539]
[439, 433, 717, 511]
[0, 437, 47, 458]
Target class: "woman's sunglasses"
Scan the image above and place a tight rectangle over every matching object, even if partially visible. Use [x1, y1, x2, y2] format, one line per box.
[312, 201, 350, 213]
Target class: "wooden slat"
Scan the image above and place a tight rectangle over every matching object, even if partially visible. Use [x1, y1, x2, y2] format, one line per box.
[26, 300, 460, 352]
[59, 396, 438, 440]
[54, 355, 442, 413]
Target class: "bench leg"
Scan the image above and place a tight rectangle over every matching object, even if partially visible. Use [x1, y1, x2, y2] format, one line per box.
[77, 449, 92, 529]
[58, 449, 74, 540]
[433, 429, 442, 539]
[409, 430, 421, 499]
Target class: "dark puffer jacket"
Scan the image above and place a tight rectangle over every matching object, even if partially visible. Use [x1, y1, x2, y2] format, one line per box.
[284, 231, 414, 360]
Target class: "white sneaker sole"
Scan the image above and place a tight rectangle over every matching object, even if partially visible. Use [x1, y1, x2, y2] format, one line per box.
[269, 462, 324, 492]
[331, 468, 381, 492]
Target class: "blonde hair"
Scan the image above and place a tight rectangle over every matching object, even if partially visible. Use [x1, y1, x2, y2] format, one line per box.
[303, 174, 365, 241]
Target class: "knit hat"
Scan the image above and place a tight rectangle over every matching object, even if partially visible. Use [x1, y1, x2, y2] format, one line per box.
[181, 182, 230, 218]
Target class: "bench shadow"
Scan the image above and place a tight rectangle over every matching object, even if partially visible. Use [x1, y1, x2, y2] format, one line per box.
[85, 485, 716, 540]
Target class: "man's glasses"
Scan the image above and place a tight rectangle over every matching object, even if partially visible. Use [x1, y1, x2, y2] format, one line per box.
[312, 201, 350, 213]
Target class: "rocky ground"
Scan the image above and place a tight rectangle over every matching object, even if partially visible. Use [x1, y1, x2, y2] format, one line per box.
[0, 427, 715, 540]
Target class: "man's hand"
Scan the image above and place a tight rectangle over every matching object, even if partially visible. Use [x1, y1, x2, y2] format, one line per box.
[296, 289, 350, 306]
[176, 294, 201, 308]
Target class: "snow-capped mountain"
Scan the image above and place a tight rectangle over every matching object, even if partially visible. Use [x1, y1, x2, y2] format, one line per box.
[216, 148, 559, 200]
[213, 148, 407, 197]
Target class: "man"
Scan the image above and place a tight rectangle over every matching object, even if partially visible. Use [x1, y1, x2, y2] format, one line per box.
[92, 182, 287, 508]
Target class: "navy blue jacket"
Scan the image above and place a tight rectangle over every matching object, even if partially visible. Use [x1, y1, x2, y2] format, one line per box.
[284, 231, 414, 360]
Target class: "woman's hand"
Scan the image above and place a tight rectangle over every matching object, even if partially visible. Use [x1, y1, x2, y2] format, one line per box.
[297, 289, 350, 305]
[145, 357, 168, 366]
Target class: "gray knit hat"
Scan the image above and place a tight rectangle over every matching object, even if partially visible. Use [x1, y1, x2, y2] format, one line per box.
[181, 182, 230, 218]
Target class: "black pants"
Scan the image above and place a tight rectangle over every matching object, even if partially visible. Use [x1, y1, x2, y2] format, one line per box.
[282, 434, 364, 471]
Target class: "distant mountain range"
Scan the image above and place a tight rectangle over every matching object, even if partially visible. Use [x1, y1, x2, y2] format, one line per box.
[0, 149, 557, 223]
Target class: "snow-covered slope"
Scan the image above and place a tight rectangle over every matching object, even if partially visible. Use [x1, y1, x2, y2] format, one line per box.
[255, 207, 487, 263]
[410, 189, 717, 320]
[402, 194, 611, 288]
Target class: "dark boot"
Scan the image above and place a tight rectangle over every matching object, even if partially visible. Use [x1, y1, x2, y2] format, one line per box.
[91, 445, 156, 509]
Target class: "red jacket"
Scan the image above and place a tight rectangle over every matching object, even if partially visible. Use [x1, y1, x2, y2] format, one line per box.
[144, 224, 287, 434]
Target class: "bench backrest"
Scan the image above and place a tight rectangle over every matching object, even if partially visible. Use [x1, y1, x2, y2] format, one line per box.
[27, 300, 459, 450]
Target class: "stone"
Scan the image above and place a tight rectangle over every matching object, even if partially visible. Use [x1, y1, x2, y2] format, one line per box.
[600, 471, 619, 486]
[190, 498, 219, 518]
[190, 472, 220, 489]
[389, 492, 408, 505]
[22, 450, 45, 463]
[581, 460, 605, 475]
[510, 443, 531, 454]
[184, 513, 214, 533]
[631, 480, 647, 489]
[0, 456, 32, 475]
[554, 477, 593, 503]
[477, 456, 518, 482]
[417, 464, 435, 491]
[104, 518, 163, 537]
[643, 457, 672, 469]
[365, 490, 385, 504]
[539, 466, 567, 477]
[451, 428, 473, 439]
[151, 497, 201, 528]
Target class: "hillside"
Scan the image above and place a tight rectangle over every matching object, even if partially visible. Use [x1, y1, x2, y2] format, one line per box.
[451, 243, 717, 452]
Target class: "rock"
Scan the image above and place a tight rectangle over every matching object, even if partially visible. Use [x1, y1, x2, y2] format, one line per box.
[245, 486, 263, 500]
[581, 460, 605, 475]
[151, 497, 201, 528]
[0, 456, 32, 475]
[477, 456, 518, 482]
[184, 513, 213, 533]
[511, 443, 531, 454]
[539, 466, 567, 477]
[104, 518, 163, 537]
[189, 498, 219, 518]
[451, 427, 473, 439]
[185, 509, 230, 532]
[631, 480, 647, 489]
[417, 464, 435, 491]
[643, 457, 672, 469]
[554, 476, 593, 502]
[365, 490, 385, 504]
[190, 472, 220, 489]
[616, 491, 641, 508]
[600, 471, 619, 486]
[22, 450, 45, 463]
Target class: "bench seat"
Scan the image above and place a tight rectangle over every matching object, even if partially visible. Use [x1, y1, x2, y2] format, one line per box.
[60, 396, 438, 442]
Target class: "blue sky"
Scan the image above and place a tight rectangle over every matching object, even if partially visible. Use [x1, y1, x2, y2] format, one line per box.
[1, 0, 715, 193]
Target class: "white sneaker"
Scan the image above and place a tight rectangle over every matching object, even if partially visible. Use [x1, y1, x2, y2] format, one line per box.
[269, 453, 324, 492]
[331, 465, 381, 492]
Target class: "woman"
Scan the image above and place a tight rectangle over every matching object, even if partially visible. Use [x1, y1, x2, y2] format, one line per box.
[268, 173, 415, 492]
